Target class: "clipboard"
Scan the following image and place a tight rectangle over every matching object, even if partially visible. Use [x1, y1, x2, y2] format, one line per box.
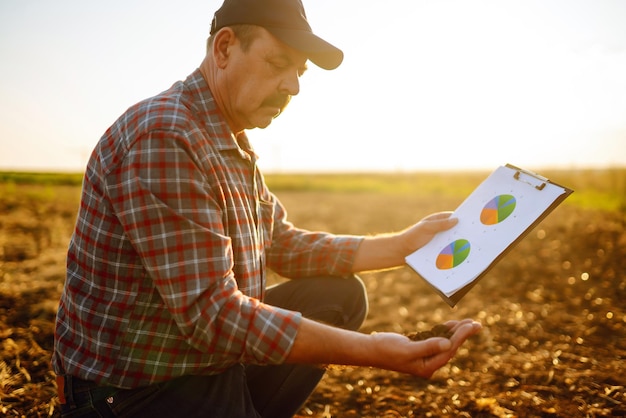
[405, 164, 573, 307]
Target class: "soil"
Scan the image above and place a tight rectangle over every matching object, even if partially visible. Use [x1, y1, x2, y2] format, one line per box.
[405, 324, 454, 342]
[0, 188, 624, 417]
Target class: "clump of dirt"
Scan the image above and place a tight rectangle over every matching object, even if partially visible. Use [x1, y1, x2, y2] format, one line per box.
[405, 324, 454, 341]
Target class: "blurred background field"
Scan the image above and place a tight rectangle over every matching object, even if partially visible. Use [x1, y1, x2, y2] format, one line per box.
[0, 168, 624, 417]
[1, 166, 625, 208]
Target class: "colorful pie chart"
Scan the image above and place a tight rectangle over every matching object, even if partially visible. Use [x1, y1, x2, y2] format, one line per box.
[481, 194, 516, 225]
[436, 239, 471, 270]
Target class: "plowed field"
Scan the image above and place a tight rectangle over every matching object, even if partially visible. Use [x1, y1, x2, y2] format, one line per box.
[1, 177, 624, 417]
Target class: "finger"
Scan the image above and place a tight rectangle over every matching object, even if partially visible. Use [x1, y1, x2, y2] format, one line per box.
[423, 211, 455, 221]
[410, 337, 453, 358]
[422, 214, 457, 226]
[420, 217, 458, 234]
[413, 321, 481, 378]
[448, 322, 482, 348]
[413, 340, 457, 377]
[443, 318, 477, 333]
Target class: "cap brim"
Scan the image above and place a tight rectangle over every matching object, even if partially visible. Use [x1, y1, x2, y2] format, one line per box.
[266, 27, 344, 70]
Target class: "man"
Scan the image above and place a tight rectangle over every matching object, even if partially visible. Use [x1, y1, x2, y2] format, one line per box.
[53, 0, 482, 416]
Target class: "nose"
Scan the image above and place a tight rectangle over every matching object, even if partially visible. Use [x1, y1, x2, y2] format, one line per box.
[280, 71, 300, 96]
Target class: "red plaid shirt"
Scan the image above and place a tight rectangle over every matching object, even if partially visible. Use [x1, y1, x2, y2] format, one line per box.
[52, 69, 362, 388]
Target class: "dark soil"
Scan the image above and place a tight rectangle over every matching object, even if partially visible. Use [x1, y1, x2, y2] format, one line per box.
[0, 189, 624, 417]
[405, 324, 455, 341]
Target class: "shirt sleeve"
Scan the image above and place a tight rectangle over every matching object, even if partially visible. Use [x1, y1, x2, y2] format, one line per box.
[106, 130, 300, 365]
[265, 191, 365, 279]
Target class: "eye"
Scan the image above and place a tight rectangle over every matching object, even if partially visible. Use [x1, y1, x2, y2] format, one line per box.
[268, 59, 288, 72]
[266, 55, 306, 78]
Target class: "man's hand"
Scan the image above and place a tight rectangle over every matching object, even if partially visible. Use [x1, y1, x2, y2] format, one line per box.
[352, 211, 458, 272]
[287, 317, 482, 378]
[397, 211, 457, 255]
[368, 319, 482, 378]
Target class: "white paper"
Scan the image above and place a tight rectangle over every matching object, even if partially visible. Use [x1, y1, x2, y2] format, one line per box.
[405, 165, 568, 297]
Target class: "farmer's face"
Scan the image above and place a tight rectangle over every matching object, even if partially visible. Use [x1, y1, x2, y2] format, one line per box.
[217, 27, 308, 132]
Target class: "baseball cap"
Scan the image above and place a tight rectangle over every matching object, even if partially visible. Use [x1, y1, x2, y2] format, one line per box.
[210, 0, 343, 70]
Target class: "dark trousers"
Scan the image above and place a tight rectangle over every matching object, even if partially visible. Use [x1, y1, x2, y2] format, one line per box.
[59, 275, 368, 418]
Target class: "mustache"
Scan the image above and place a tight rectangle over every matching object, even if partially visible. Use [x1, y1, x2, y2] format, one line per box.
[262, 94, 291, 112]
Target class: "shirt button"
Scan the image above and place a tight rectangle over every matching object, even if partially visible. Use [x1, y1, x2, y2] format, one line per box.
[106, 396, 114, 404]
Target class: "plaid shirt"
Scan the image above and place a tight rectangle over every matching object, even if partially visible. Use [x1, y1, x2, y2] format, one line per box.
[52, 69, 362, 388]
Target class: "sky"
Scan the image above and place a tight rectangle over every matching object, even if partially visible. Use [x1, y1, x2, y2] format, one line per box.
[1, 0, 625, 173]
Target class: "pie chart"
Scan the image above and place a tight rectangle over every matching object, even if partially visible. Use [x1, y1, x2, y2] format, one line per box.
[481, 194, 516, 225]
[436, 239, 471, 270]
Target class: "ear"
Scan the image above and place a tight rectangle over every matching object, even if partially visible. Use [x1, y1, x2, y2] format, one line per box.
[212, 27, 237, 69]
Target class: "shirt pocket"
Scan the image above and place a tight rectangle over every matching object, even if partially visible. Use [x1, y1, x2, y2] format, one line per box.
[257, 199, 274, 251]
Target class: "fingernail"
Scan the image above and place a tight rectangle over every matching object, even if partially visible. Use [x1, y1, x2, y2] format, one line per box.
[439, 339, 452, 350]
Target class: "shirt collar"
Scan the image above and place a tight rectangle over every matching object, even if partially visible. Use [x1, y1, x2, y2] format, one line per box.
[184, 68, 258, 164]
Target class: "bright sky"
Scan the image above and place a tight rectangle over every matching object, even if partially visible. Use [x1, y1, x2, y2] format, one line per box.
[1, 0, 625, 173]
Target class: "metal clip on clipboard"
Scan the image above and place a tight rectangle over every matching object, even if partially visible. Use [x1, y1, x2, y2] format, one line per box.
[508, 164, 548, 191]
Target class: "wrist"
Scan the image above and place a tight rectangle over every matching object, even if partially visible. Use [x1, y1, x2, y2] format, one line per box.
[352, 233, 406, 272]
